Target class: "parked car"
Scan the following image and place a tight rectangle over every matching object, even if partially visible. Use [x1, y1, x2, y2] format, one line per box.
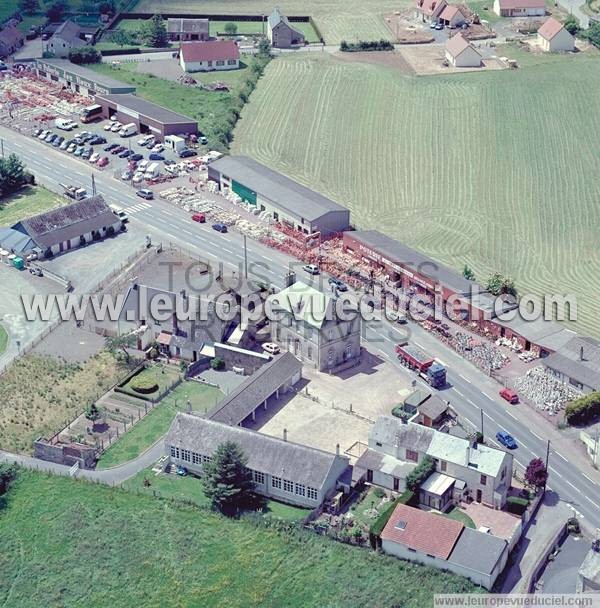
[164, 159, 176, 166]
[430, 21, 438, 28]
[151, 143, 164, 153]
[74, 146, 85, 156]
[111, 145, 125, 155]
[179, 148, 197, 158]
[118, 149, 132, 158]
[116, 210, 128, 222]
[60, 139, 71, 150]
[130, 153, 143, 161]
[499, 388, 519, 405]
[148, 153, 164, 161]
[496, 431, 518, 450]
[89, 152, 100, 164]
[435, 22, 444, 30]
[44, 132, 56, 143]
[386, 309, 408, 324]
[79, 132, 94, 143]
[199, 136, 208, 145]
[137, 134, 154, 146]
[52, 136, 64, 147]
[136, 188, 154, 200]
[176, 466, 187, 476]
[37, 129, 49, 140]
[303, 264, 320, 275]
[104, 121, 118, 131]
[121, 169, 133, 180]
[132, 172, 144, 184]
[110, 122, 122, 132]
[144, 139, 157, 148]
[32, 128, 42, 137]
[191, 213, 205, 223]
[212, 223, 228, 233]
[96, 156, 109, 167]
[67, 143, 77, 153]
[262, 342, 280, 355]
[328, 277, 348, 291]
[81, 147, 93, 159]
[89, 135, 106, 145]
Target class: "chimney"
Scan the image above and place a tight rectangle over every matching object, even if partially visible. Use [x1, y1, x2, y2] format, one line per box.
[283, 428, 288, 442]
[336, 443, 340, 456]
[284, 271, 296, 288]
[466, 444, 471, 465]
[580, 346, 585, 361]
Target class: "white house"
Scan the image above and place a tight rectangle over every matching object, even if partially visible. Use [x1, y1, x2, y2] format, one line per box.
[445, 33, 482, 68]
[439, 5, 470, 28]
[493, 0, 545, 17]
[179, 40, 240, 73]
[537, 17, 575, 52]
[46, 20, 88, 58]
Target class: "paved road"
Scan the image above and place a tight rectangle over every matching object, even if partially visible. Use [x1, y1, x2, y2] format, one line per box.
[557, 0, 590, 28]
[1, 126, 599, 531]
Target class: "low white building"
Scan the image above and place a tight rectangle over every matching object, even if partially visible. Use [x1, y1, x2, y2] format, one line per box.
[445, 34, 482, 68]
[493, 0, 545, 17]
[179, 40, 240, 72]
[537, 17, 575, 52]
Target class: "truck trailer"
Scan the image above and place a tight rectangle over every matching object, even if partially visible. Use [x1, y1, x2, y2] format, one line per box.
[395, 343, 447, 389]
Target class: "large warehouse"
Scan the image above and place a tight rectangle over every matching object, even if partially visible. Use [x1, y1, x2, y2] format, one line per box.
[35, 58, 136, 96]
[94, 93, 197, 139]
[207, 155, 350, 236]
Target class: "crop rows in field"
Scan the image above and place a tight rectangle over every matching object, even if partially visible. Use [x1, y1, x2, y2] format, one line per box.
[232, 52, 600, 337]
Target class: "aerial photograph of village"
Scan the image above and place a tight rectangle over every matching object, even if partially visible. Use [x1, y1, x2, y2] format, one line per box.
[0, 0, 599, 606]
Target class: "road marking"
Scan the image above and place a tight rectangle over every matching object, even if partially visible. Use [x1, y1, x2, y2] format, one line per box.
[483, 392, 494, 401]
[161, 209, 175, 216]
[413, 341, 424, 349]
[585, 496, 600, 509]
[466, 398, 477, 407]
[436, 358, 446, 366]
[74, 171, 85, 178]
[454, 389, 465, 398]
[565, 479, 581, 493]
[550, 466, 563, 479]
[583, 473, 595, 484]
[555, 451, 568, 463]
[205, 252, 218, 259]
[222, 247, 232, 254]
[506, 410, 518, 421]
[530, 430, 543, 441]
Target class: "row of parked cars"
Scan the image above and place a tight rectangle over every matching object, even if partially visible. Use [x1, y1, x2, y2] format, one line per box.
[32, 128, 110, 167]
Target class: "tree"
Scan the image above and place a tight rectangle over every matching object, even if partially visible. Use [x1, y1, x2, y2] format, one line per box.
[257, 37, 271, 57]
[486, 272, 517, 297]
[581, 22, 600, 48]
[564, 15, 580, 36]
[108, 29, 134, 47]
[139, 14, 168, 48]
[0, 463, 17, 496]
[105, 333, 136, 363]
[0, 154, 32, 197]
[46, 1, 68, 21]
[525, 457, 548, 490]
[85, 402, 101, 423]
[462, 264, 476, 281]
[202, 442, 255, 514]
[19, 0, 40, 15]
[68, 47, 101, 64]
[224, 22, 238, 35]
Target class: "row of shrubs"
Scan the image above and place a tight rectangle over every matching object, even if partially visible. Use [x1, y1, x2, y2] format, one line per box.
[339, 39, 394, 52]
[565, 392, 600, 425]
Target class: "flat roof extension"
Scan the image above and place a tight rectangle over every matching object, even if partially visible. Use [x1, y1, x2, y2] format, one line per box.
[95, 93, 196, 125]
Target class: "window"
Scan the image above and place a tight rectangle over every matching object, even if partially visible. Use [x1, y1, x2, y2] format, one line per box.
[375, 441, 382, 447]
[307, 345, 312, 360]
[202, 454, 211, 464]
[406, 449, 419, 463]
[440, 460, 447, 472]
[227, 59, 237, 65]
[192, 452, 201, 465]
[295, 483, 306, 496]
[181, 449, 191, 462]
[216, 60, 224, 66]
[501, 467, 505, 480]
[253, 470, 265, 485]
[283, 479, 294, 493]
[480, 474, 487, 486]
[207, 60, 213, 66]
[272, 476, 282, 489]
[307, 487, 318, 501]
[170, 446, 180, 459]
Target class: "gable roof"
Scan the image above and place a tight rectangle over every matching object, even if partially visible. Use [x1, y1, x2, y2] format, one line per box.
[206, 352, 302, 425]
[537, 17, 568, 40]
[439, 5, 468, 20]
[166, 413, 349, 489]
[445, 33, 481, 58]
[13, 195, 118, 249]
[497, 0, 545, 8]
[267, 7, 303, 35]
[267, 281, 335, 329]
[543, 335, 600, 391]
[448, 527, 507, 575]
[371, 416, 435, 453]
[382, 503, 463, 559]
[167, 18, 209, 34]
[0, 25, 24, 47]
[180, 40, 240, 63]
[415, 0, 448, 16]
[355, 448, 417, 479]
[51, 20, 86, 46]
[0, 226, 37, 254]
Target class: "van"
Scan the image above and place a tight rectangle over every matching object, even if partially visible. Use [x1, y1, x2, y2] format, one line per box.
[143, 162, 159, 180]
[138, 159, 149, 172]
[119, 122, 137, 137]
[55, 118, 77, 131]
[499, 388, 519, 404]
[164, 134, 186, 152]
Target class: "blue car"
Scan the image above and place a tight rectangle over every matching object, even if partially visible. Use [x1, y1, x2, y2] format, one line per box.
[176, 466, 187, 476]
[130, 153, 143, 161]
[149, 153, 164, 161]
[496, 431, 518, 450]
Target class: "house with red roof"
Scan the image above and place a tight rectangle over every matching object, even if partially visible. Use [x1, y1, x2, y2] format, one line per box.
[179, 40, 240, 73]
[493, 0, 545, 17]
[537, 17, 574, 51]
[381, 503, 508, 589]
[439, 5, 470, 28]
[445, 33, 482, 67]
[414, 0, 448, 23]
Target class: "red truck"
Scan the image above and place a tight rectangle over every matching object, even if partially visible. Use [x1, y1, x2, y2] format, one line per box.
[395, 343, 447, 389]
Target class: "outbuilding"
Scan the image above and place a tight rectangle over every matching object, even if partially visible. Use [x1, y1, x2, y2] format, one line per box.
[167, 18, 209, 41]
[493, 0, 545, 17]
[267, 8, 306, 48]
[0, 25, 24, 58]
[208, 155, 350, 236]
[94, 93, 197, 140]
[179, 40, 240, 72]
[445, 34, 482, 67]
[537, 17, 574, 52]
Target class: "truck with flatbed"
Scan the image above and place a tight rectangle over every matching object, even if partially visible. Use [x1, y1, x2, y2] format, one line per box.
[395, 343, 447, 389]
[60, 183, 88, 201]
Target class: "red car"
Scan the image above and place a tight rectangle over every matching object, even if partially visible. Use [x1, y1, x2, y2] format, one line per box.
[192, 213, 205, 223]
[111, 145, 125, 155]
[500, 388, 519, 404]
[96, 156, 109, 167]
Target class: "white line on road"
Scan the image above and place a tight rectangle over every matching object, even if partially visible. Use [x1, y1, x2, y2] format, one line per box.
[458, 375, 471, 385]
[436, 359, 446, 366]
[454, 389, 465, 398]
[565, 479, 581, 493]
[506, 410, 518, 421]
[585, 496, 600, 509]
[530, 430, 543, 441]
[550, 466, 563, 479]
[413, 341, 424, 349]
[205, 252, 218, 259]
[222, 248, 233, 254]
[555, 451, 568, 463]
[483, 392, 494, 401]
[583, 473, 596, 484]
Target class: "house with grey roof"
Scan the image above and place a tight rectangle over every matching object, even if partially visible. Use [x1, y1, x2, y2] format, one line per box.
[0, 24, 24, 58]
[10, 195, 123, 258]
[167, 18, 209, 41]
[357, 416, 513, 507]
[542, 335, 600, 393]
[267, 8, 305, 48]
[47, 20, 89, 58]
[165, 413, 351, 508]
[267, 278, 361, 372]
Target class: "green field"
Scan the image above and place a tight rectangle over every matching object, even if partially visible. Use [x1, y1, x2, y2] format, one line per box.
[0, 185, 65, 227]
[133, 0, 406, 43]
[232, 50, 600, 338]
[0, 471, 476, 607]
[97, 381, 222, 469]
[0, 324, 7, 355]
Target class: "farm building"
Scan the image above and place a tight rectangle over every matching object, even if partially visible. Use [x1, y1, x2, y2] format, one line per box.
[542, 336, 600, 393]
[493, 0, 545, 17]
[179, 40, 240, 72]
[414, 0, 448, 22]
[0, 25, 24, 58]
[7, 195, 123, 258]
[35, 58, 136, 96]
[267, 8, 306, 48]
[165, 413, 351, 508]
[381, 503, 508, 590]
[208, 155, 350, 236]
[167, 18, 209, 41]
[94, 93, 197, 139]
[445, 34, 481, 67]
[537, 17, 574, 52]
[439, 5, 470, 27]
[46, 20, 90, 58]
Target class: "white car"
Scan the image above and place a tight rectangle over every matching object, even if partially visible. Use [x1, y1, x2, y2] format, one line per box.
[38, 130, 49, 140]
[151, 143, 164, 153]
[89, 152, 100, 163]
[262, 342, 281, 355]
[104, 121, 116, 131]
[132, 172, 144, 184]
[303, 264, 320, 275]
[121, 169, 133, 180]
[67, 143, 77, 153]
[59, 139, 70, 150]
[110, 122, 122, 132]
[137, 134, 154, 146]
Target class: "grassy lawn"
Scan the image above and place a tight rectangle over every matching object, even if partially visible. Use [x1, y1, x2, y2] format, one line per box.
[0, 185, 65, 227]
[119, 363, 181, 396]
[347, 486, 391, 529]
[0, 324, 7, 355]
[0, 352, 133, 454]
[97, 381, 222, 469]
[233, 50, 600, 339]
[444, 507, 476, 529]
[465, 1, 503, 24]
[0, 471, 477, 606]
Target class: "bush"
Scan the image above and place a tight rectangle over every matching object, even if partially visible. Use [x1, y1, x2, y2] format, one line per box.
[373, 487, 386, 499]
[565, 392, 600, 425]
[506, 496, 528, 515]
[405, 456, 435, 492]
[210, 357, 225, 371]
[564, 15, 580, 36]
[69, 47, 101, 64]
[129, 375, 159, 394]
[339, 39, 394, 52]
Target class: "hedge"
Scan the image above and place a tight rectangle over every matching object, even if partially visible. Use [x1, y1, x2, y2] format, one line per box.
[506, 496, 528, 516]
[405, 456, 435, 492]
[129, 376, 159, 394]
[565, 392, 600, 425]
[369, 490, 416, 549]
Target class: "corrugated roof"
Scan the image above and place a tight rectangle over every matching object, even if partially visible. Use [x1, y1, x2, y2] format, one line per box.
[208, 155, 349, 223]
[95, 93, 197, 126]
[180, 40, 239, 63]
[543, 335, 600, 391]
[166, 413, 349, 489]
[448, 527, 507, 575]
[420, 471, 455, 495]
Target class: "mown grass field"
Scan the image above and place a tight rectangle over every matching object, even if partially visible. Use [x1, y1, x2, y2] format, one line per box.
[133, 0, 407, 43]
[0, 471, 476, 607]
[0, 185, 65, 227]
[232, 49, 600, 338]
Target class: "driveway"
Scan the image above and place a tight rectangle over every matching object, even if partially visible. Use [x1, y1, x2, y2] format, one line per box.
[537, 533, 591, 593]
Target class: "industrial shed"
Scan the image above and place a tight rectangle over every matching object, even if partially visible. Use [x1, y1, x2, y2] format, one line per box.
[35, 58, 136, 96]
[543, 336, 600, 393]
[94, 93, 197, 140]
[207, 155, 350, 236]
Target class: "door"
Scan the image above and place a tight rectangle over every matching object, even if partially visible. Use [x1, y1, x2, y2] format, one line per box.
[476, 489, 482, 502]
[393, 477, 399, 492]
[366, 469, 373, 483]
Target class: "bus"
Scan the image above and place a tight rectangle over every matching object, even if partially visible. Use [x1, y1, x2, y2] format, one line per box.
[80, 104, 103, 123]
